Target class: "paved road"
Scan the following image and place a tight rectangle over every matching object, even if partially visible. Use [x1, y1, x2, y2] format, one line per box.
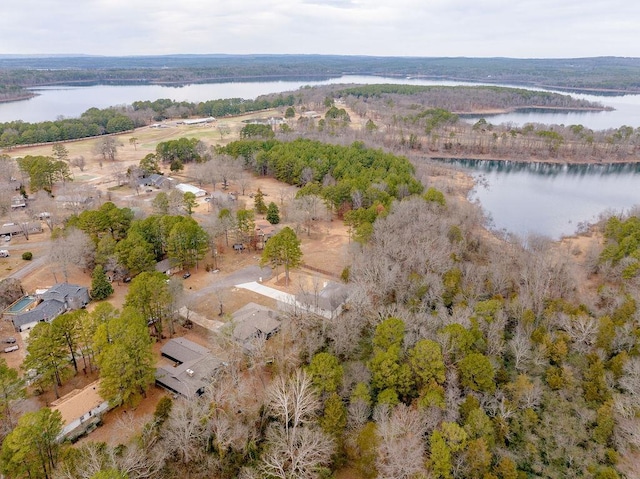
[6, 254, 48, 281]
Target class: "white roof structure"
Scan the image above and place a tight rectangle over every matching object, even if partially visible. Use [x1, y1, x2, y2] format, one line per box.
[175, 183, 207, 197]
[180, 117, 216, 125]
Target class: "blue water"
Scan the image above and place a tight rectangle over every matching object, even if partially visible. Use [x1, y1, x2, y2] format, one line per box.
[438, 159, 640, 239]
[8, 295, 36, 313]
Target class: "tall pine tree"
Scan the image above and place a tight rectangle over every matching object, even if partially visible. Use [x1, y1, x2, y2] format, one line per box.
[90, 265, 113, 300]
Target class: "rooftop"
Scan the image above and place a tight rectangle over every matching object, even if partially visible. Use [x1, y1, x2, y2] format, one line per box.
[231, 302, 281, 342]
[156, 337, 224, 397]
[50, 380, 106, 428]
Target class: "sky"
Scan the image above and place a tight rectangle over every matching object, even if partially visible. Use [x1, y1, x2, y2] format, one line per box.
[1, 0, 638, 58]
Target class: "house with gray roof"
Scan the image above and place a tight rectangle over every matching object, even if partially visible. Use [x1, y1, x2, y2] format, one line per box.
[40, 283, 90, 310]
[155, 338, 223, 398]
[12, 283, 90, 332]
[143, 174, 175, 189]
[155, 258, 182, 276]
[296, 281, 351, 319]
[12, 300, 66, 332]
[231, 302, 281, 343]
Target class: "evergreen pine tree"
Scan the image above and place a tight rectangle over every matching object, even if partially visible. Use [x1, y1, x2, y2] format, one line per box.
[90, 265, 113, 300]
[266, 201, 280, 224]
[254, 189, 268, 214]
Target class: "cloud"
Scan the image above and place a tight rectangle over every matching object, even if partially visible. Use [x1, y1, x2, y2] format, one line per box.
[0, 0, 638, 57]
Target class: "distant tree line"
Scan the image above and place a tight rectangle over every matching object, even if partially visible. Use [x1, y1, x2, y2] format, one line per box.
[0, 95, 296, 148]
[336, 84, 608, 111]
[284, 83, 640, 162]
[2, 55, 640, 92]
[0, 107, 135, 147]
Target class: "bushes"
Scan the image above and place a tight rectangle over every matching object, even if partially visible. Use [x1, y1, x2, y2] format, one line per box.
[21, 252, 32, 261]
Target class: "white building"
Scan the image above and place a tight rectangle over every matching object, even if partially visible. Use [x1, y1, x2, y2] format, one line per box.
[175, 183, 207, 197]
[179, 117, 216, 125]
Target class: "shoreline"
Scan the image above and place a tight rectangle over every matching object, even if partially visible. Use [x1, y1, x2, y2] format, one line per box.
[454, 105, 611, 116]
[0, 92, 37, 104]
[428, 152, 640, 165]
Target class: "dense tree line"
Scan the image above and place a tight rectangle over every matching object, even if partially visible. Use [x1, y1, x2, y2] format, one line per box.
[336, 84, 608, 111]
[0, 108, 135, 148]
[2, 55, 640, 93]
[131, 95, 295, 122]
[222, 138, 423, 212]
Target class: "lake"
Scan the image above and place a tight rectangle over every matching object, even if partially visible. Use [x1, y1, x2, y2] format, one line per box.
[1, 75, 640, 130]
[2, 75, 640, 239]
[462, 91, 640, 131]
[1, 75, 476, 123]
[439, 159, 640, 239]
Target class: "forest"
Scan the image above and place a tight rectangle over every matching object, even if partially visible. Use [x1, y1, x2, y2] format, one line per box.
[2, 78, 640, 479]
[2, 55, 640, 103]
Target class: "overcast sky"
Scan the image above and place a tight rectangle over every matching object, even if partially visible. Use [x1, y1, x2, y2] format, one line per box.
[1, 0, 638, 58]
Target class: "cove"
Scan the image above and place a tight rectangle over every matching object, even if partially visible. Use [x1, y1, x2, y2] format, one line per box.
[436, 159, 640, 239]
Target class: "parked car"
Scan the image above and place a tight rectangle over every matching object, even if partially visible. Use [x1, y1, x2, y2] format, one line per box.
[123, 277, 132, 283]
[2, 337, 16, 344]
[3, 345, 19, 353]
[183, 272, 191, 279]
[0, 250, 9, 258]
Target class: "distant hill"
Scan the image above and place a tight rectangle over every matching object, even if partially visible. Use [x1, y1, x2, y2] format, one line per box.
[1, 55, 639, 93]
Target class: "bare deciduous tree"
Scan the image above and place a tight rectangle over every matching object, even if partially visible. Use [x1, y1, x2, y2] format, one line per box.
[161, 397, 210, 464]
[237, 170, 252, 196]
[94, 136, 118, 165]
[49, 228, 95, 281]
[287, 195, 329, 237]
[260, 425, 334, 479]
[375, 404, 428, 479]
[260, 370, 334, 479]
[70, 156, 86, 172]
[509, 326, 533, 372]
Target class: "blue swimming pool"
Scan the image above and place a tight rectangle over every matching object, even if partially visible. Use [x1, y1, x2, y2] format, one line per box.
[7, 296, 36, 313]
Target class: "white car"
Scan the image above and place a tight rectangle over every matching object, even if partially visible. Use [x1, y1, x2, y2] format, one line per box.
[0, 250, 9, 258]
